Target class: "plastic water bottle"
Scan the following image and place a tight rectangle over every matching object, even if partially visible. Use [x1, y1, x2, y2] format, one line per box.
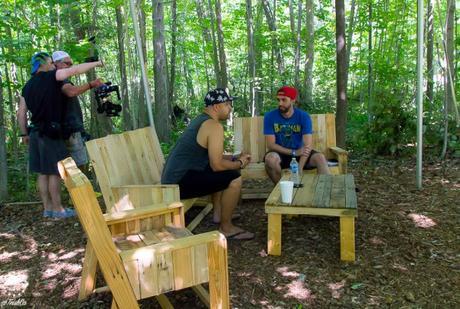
[290, 156, 300, 186]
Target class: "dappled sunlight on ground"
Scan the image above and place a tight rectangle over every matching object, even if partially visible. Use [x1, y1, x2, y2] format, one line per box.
[283, 280, 314, 301]
[407, 213, 437, 228]
[0, 270, 29, 297]
[328, 280, 345, 299]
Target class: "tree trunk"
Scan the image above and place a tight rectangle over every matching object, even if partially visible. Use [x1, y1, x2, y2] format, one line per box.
[303, 0, 314, 108]
[294, 0, 302, 93]
[445, 0, 456, 116]
[115, 4, 132, 131]
[195, 0, 211, 89]
[367, 0, 373, 122]
[169, 0, 177, 115]
[426, 0, 434, 113]
[215, 0, 228, 89]
[0, 69, 7, 201]
[152, 0, 171, 142]
[137, 0, 150, 128]
[335, 0, 347, 148]
[345, 0, 356, 87]
[207, 0, 221, 86]
[261, 0, 284, 77]
[246, 0, 257, 115]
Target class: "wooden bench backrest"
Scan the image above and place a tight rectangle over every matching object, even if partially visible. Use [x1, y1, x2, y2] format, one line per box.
[86, 127, 165, 209]
[58, 158, 139, 308]
[234, 114, 337, 163]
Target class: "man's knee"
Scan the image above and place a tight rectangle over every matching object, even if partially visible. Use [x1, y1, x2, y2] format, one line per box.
[310, 152, 328, 166]
[228, 176, 242, 190]
[264, 152, 281, 170]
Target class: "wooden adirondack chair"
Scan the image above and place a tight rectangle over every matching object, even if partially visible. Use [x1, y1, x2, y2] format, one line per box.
[59, 157, 229, 309]
[234, 114, 348, 198]
[86, 126, 212, 231]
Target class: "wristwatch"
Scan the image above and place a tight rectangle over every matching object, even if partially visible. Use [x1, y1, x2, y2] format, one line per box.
[292, 149, 296, 157]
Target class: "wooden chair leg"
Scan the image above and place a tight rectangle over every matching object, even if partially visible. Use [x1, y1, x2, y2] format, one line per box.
[267, 214, 282, 256]
[111, 299, 119, 309]
[79, 241, 98, 300]
[340, 216, 355, 261]
[187, 203, 213, 231]
[207, 236, 229, 309]
[155, 294, 174, 309]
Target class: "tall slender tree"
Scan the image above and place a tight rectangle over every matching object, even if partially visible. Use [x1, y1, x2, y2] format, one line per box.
[303, 0, 314, 107]
[246, 0, 257, 115]
[152, 0, 171, 142]
[335, 0, 348, 148]
[0, 68, 7, 201]
[215, 0, 228, 89]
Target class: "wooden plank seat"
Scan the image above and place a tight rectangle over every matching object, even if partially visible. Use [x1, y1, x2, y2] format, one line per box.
[59, 158, 229, 308]
[234, 114, 349, 199]
[85, 126, 212, 231]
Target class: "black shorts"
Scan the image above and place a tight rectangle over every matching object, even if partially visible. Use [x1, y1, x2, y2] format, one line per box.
[264, 150, 318, 169]
[178, 166, 241, 199]
[29, 130, 69, 175]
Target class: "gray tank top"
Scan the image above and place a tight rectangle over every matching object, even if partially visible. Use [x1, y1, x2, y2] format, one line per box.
[161, 113, 211, 184]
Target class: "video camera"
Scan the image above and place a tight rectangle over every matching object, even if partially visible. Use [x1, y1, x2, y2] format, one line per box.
[94, 82, 122, 117]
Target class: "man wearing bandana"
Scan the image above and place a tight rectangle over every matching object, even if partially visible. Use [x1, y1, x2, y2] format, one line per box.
[162, 88, 254, 241]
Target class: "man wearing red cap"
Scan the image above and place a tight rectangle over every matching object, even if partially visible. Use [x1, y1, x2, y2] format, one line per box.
[263, 86, 330, 184]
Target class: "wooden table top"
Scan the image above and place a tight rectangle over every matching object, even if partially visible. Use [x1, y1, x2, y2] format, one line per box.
[265, 174, 357, 217]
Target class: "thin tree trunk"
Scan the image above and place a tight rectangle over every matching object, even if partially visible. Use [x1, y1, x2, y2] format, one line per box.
[345, 0, 356, 88]
[367, 0, 373, 122]
[152, 0, 171, 142]
[0, 69, 7, 201]
[261, 0, 284, 77]
[137, 0, 149, 128]
[303, 0, 314, 108]
[294, 0, 302, 94]
[115, 5, 132, 131]
[246, 0, 257, 115]
[335, 0, 347, 148]
[215, 0, 228, 89]
[426, 0, 434, 112]
[445, 0, 455, 115]
[169, 0, 177, 116]
[207, 0, 221, 86]
[195, 0, 211, 89]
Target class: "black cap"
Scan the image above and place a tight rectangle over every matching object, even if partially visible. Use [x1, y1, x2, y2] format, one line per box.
[204, 88, 234, 106]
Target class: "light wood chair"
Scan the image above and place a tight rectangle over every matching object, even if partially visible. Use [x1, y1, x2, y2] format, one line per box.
[59, 157, 229, 309]
[234, 114, 348, 199]
[86, 126, 212, 231]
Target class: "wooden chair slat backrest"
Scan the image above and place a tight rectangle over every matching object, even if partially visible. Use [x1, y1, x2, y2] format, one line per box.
[58, 158, 139, 308]
[234, 114, 337, 162]
[86, 127, 165, 210]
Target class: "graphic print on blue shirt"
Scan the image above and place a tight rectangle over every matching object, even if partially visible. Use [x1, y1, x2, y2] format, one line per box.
[264, 108, 313, 150]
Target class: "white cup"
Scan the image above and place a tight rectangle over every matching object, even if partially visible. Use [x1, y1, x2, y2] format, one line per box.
[279, 181, 294, 204]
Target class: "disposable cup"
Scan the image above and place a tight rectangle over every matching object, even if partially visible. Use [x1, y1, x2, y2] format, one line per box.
[279, 181, 294, 204]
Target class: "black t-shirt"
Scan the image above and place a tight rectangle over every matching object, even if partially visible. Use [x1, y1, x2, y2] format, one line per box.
[62, 79, 84, 132]
[21, 70, 64, 125]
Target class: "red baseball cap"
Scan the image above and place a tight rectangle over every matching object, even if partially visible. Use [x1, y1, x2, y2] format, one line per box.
[277, 86, 297, 100]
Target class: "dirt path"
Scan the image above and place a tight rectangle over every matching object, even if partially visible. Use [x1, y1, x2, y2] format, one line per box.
[1, 157, 459, 308]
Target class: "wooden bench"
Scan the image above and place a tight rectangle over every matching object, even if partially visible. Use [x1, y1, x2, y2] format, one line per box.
[59, 158, 229, 308]
[234, 114, 349, 199]
[265, 173, 358, 261]
[86, 126, 212, 231]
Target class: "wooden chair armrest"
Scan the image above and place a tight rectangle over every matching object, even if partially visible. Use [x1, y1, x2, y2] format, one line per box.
[329, 146, 348, 156]
[104, 201, 183, 226]
[112, 184, 179, 190]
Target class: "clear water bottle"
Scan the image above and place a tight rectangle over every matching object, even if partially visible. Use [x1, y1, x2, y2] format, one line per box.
[290, 156, 300, 186]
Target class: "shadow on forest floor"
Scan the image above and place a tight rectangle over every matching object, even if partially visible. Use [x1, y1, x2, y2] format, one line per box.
[0, 156, 459, 308]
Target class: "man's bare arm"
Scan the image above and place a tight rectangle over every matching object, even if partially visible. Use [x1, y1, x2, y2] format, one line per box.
[55, 61, 103, 81]
[61, 79, 104, 97]
[17, 96, 29, 144]
[205, 121, 249, 171]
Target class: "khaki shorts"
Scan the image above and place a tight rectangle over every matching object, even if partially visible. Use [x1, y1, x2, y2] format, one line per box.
[65, 132, 88, 166]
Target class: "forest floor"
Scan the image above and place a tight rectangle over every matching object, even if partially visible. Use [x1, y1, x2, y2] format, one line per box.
[0, 155, 459, 308]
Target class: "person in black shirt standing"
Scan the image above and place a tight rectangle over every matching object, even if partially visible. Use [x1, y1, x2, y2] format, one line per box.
[17, 52, 103, 218]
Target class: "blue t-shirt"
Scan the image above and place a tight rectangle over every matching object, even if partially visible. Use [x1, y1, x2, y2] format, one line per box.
[263, 108, 313, 150]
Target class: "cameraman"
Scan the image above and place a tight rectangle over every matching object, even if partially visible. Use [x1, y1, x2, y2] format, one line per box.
[17, 52, 103, 219]
[52, 51, 103, 171]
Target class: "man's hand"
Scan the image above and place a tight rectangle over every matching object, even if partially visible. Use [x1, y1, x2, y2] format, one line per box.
[299, 145, 312, 157]
[239, 152, 251, 169]
[89, 78, 104, 89]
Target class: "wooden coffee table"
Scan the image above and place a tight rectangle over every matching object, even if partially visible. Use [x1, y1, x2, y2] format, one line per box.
[265, 174, 358, 261]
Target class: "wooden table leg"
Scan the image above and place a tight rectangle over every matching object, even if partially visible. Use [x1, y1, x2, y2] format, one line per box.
[340, 216, 355, 261]
[267, 214, 282, 255]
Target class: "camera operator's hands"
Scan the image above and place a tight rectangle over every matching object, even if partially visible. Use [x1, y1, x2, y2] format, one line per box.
[238, 152, 251, 169]
[89, 78, 104, 89]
